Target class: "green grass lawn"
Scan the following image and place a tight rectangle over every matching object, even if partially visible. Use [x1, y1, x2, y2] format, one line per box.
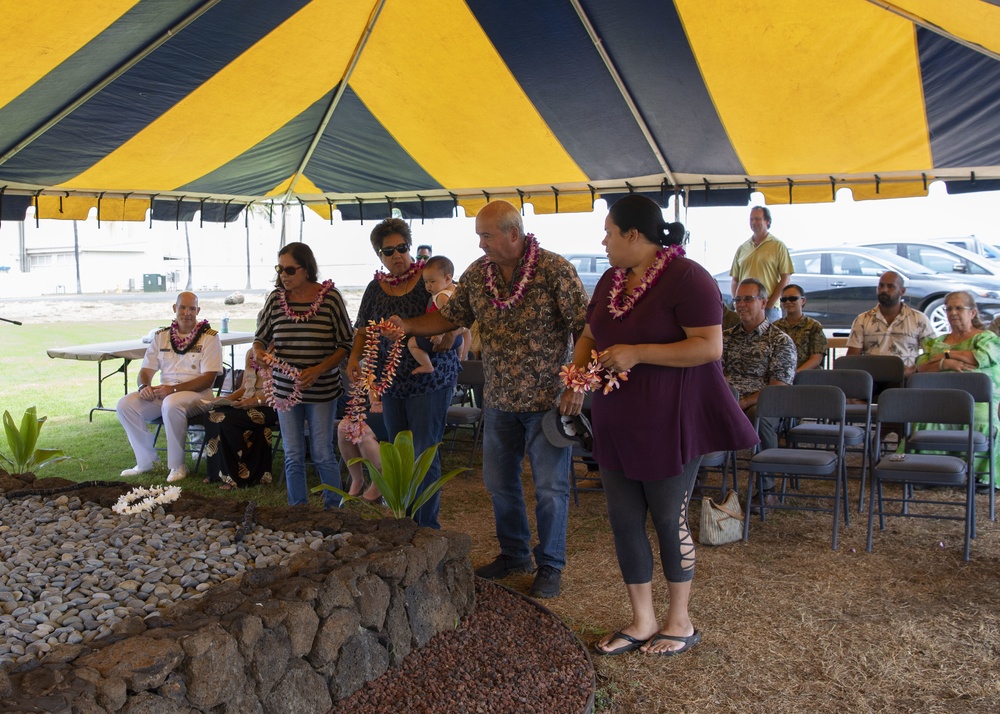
[1, 319, 472, 509]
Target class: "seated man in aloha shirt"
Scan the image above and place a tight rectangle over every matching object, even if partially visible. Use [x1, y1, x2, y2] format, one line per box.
[723, 278, 797, 502]
[846, 270, 934, 377]
[773, 284, 828, 370]
[116, 292, 223, 484]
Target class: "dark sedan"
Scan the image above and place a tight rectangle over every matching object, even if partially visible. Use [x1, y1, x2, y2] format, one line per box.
[717, 246, 1000, 334]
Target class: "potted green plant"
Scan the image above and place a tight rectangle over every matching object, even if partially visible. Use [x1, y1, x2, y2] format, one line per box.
[1, 406, 79, 475]
[314, 430, 466, 519]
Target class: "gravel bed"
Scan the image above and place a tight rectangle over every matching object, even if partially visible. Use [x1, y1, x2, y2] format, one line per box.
[0, 493, 345, 670]
[332, 579, 594, 714]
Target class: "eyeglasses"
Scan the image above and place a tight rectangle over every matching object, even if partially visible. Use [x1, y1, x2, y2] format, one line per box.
[379, 243, 410, 257]
[945, 306, 973, 313]
[779, 296, 802, 303]
[275, 265, 301, 276]
[733, 296, 762, 304]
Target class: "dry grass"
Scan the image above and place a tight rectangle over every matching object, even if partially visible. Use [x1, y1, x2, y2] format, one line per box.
[435, 452, 1000, 713]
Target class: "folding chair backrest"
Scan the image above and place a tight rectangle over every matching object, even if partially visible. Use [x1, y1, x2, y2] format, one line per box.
[756, 385, 845, 422]
[907, 371, 992, 404]
[834, 355, 905, 386]
[876, 387, 974, 427]
[457, 360, 485, 386]
[794, 368, 873, 403]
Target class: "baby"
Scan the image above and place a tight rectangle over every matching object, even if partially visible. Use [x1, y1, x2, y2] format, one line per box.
[408, 256, 465, 374]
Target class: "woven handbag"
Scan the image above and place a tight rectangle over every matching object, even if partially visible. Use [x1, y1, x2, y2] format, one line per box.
[699, 489, 744, 546]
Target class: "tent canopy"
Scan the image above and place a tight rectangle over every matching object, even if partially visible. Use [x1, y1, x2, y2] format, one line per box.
[2, 0, 1000, 223]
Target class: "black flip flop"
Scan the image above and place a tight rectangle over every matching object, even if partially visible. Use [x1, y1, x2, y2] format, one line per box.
[647, 629, 701, 656]
[594, 630, 645, 656]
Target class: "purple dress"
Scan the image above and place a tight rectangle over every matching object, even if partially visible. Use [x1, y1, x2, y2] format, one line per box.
[588, 256, 758, 480]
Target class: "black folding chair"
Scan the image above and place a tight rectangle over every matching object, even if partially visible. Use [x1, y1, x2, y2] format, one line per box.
[906, 371, 995, 521]
[867, 388, 977, 561]
[744, 385, 849, 549]
[793, 369, 873, 512]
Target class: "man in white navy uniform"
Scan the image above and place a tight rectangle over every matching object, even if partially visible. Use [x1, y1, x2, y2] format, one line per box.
[116, 292, 223, 483]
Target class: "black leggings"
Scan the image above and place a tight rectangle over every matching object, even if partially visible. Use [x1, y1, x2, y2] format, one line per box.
[600, 457, 702, 584]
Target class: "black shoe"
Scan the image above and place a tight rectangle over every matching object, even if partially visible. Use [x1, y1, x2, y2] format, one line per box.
[529, 565, 561, 599]
[976, 483, 999, 494]
[475, 554, 534, 580]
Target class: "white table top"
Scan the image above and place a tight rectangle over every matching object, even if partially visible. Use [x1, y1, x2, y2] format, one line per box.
[46, 331, 255, 362]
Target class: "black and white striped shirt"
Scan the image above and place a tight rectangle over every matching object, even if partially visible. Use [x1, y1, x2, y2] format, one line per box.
[254, 286, 355, 403]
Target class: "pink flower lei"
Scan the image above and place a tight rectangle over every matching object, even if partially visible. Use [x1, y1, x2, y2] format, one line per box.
[278, 279, 334, 323]
[253, 351, 303, 412]
[607, 244, 685, 320]
[343, 320, 406, 444]
[169, 320, 210, 354]
[560, 350, 630, 396]
[483, 233, 540, 310]
[375, 259, 425, 287]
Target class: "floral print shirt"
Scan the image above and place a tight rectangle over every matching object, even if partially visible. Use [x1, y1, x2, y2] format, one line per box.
[722, 320, 798, 398]
[774, 315, 828, 367]
[846, 303, 935, 368]
[440, 248, 588, 412]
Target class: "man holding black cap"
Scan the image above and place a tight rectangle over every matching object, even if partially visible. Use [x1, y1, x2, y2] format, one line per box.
[389, 200, 587, 598]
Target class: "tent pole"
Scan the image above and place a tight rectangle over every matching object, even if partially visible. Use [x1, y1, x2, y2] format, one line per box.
[867, 1, 1000, 62]
[568, 0, 676, 185]
[280, 0, 389, 212]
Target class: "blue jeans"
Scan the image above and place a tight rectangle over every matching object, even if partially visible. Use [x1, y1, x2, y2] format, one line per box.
[277, 400, 341, 508]
[482, 408, 571, 570]
[381, 385, 453, 529]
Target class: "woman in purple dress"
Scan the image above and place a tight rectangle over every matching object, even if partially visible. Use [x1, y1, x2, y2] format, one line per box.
[561, 195, 757, 657]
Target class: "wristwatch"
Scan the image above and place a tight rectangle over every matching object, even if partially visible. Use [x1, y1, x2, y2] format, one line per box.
[138, 384, 149, 390]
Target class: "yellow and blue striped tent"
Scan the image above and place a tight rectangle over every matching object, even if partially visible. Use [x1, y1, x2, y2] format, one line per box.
[1, 0, 999, 223]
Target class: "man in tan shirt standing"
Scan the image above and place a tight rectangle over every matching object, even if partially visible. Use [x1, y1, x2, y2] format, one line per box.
[730, 206, 793, 323]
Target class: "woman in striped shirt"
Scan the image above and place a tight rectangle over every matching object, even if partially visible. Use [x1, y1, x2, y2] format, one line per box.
[254, 242, 354, 507]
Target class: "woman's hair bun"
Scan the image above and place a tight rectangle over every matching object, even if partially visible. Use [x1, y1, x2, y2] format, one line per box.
[662, 221, 688, 246]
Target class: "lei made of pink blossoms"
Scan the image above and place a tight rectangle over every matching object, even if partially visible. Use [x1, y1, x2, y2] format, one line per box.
[277, 279, 334, 323]
[343, 320, 406, 444]
[607, 244, 685, 320]
[254, 351, 304, 412]
[483, 233, 540, 310]
[169, 320, 210, 354]
[374, 259, 425, 287]
[560, 350, 630, 395]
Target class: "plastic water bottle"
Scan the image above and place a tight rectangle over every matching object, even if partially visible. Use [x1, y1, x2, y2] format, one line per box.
[221, 314, 230, 333]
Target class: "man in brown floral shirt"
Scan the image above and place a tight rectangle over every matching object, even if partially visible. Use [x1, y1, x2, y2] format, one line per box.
[391, 200, 588, 598]
[723, 278, 797, 500]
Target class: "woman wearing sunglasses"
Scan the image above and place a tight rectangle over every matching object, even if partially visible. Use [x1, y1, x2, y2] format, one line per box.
[253, 242, 354, 507]
[348, 218, 462, 528]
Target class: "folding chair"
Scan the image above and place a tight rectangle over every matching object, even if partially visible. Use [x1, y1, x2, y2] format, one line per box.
[905, 371, 995, 522]
[793, 369, 873, 512]
[834, 354, 905, 501]
[867, 387, 977, 561]
[445, 360, 485, 467]
[743, 385, 848, 549]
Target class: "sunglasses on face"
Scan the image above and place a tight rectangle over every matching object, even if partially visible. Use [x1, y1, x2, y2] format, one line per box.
[733, 296, 762, 304]
[379, 243, 410, 257]
[779, 296, 802, 303]
[275, 265, 302, 276]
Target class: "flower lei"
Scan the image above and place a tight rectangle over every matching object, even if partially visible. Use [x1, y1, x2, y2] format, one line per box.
[278, 279, 334, 322]
[607, 245, 685, 320]
[375, 259, 425, 287]
[112, 486, 182, 515]
[560, 350, 630, 395]
[255, 351, 303, 412]
[343, 320, 405, 444]
[483, 233, 540, 310]
[170, 320, 210, 354]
